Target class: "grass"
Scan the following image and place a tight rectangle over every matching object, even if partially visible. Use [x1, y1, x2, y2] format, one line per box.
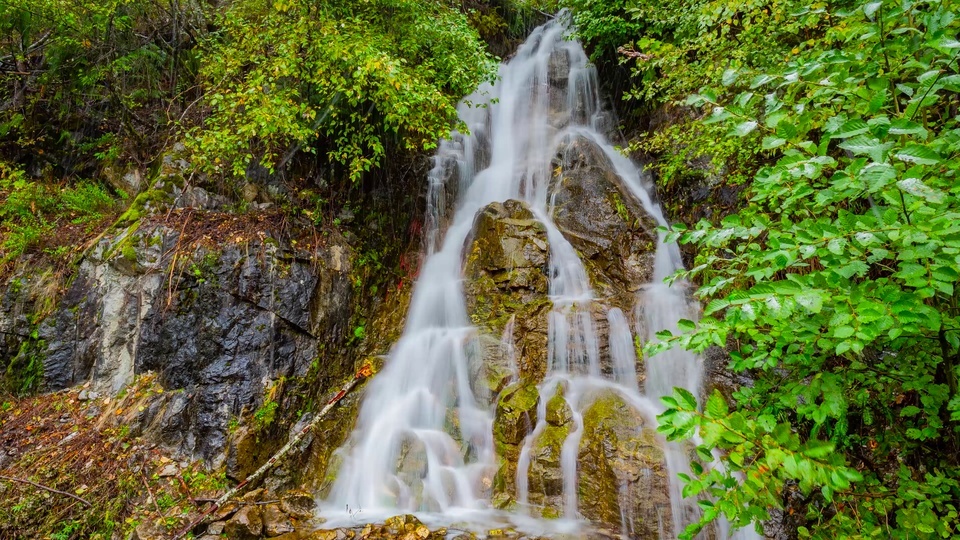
[0, 161, 121, 269]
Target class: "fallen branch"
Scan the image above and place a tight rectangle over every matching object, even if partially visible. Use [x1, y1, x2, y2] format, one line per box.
[0, 474, 92, 507]
[172, 363, 375, 540]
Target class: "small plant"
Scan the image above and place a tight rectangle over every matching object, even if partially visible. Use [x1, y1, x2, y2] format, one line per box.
[253, 400, 278, 430]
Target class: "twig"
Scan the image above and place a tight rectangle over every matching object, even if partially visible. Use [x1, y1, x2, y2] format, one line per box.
[0, 474, 92, 507]
[139, 467, 163, 516]
[171, 363, 375, 540]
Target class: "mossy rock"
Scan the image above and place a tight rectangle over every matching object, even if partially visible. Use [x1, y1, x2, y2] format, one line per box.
[493, 380, 539, 446]
[577, 390, 670, 538]
[491, 380, 539, 500]
[464, 200, 551, 383]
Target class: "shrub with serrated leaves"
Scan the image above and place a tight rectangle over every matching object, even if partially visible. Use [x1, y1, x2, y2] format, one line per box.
[189, 0, 497, 182]
[639, 0, 960, 538]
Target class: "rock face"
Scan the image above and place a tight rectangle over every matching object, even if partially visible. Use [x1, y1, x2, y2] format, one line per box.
[29, 220, 354, 465]
[464, 200, 551, 385]
[577, 391, 671, 538]
[550, 134, 660, 311]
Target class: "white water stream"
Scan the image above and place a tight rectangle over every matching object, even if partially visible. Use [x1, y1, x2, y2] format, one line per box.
[320, 13, 759, 540]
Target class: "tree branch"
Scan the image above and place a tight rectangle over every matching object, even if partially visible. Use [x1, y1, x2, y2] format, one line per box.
[0, 474, 92, 507]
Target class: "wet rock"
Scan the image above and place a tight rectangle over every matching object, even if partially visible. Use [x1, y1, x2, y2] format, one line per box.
[550, 135, 659, 309]
[548, 48, 570, 87]
[227, 426, 268, 482]
[263, 503, 295, 537]
[280, 489, 316, 518]
[577, 391, 671, 538]
[494, 381, 539, 446]
[464, 200, 551, 383]
[383, 514, 431, 538]
[545, 386, 572, 426]
[526, 384, 573, 515]
[492, 380, 540, 502]
[468, 334, 516, 406]
[224, 504, 263, 540]
[527, 420, 569, 504]
[37, 221, 355, 465]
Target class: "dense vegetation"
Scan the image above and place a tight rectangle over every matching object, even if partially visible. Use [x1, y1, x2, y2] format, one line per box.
[0, 0, 513, 266]
[4, 0, 959, 537]
[564, 0, 960, 537]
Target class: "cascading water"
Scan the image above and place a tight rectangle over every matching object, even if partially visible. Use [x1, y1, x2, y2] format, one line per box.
[321, 12, 759, 540]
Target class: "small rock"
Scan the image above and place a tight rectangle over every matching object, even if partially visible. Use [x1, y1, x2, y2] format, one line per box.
[224, 505, 263, 540]
[206, 521, 226, 535]
[311, 531, 339, 540]
[242, 487, 265, 503]
[280, 490, 315, 518]
[133, 520, 167, 540]
[263, 503, 295, 537]
[158, 464, 179, 477]
[242, 183, 259, 202]
[212, 500, 239, 521]
[78, 389, 100, 401]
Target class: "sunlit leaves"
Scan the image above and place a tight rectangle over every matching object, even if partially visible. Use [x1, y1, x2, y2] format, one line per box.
[190, 0, 495, 182]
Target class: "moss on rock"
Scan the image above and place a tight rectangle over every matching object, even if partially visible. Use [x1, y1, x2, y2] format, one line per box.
[464, 200, 551, 384]
[578, 391, 671, 538]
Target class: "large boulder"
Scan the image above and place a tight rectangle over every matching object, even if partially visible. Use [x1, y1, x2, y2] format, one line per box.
[549, 135, 659, 311]
[577, 391, 671, 538]
[464, 200, 551, 384]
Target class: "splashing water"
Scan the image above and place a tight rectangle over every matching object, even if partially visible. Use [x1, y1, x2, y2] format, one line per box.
[320, 12, 760, 540]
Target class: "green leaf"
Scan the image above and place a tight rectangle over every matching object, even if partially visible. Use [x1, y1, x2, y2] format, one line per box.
[893, 145, 940, 165]
[674, 388, 698, 410]
[722, 68, 739, 86]
[897, 178, 945, 202]
[839, 135, 892, 162]
[834, 326, 855, 339]
[731, 121, 758, 137]
[705, 391, 729, 418]
[796, 292, 823, 313]
[677, 318, 697, 332]
[762, 136, 787, 150]
[830, 119, 869, 139]
[888, 119, 928, 137]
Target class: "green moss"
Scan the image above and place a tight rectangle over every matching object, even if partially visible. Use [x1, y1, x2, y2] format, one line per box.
[120, 243, 137, 263]
[116, 189, 169, 226]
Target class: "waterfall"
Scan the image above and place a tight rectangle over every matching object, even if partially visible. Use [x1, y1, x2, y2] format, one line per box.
[320, 12, 760, 539]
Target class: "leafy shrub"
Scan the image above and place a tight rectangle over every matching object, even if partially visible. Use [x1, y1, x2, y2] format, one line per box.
[189, 0, 497, 182]
[606, 0, 960, 537]
[0, 162, 117, 262]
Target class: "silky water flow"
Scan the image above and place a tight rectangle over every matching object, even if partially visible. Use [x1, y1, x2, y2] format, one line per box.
[320, 13, 760, 540]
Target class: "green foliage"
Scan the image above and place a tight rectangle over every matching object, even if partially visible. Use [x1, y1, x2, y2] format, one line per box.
[0, 162, 117, 263]
[0, 0, 204, 169]
[634, 0, 960, 537]
[189, 0, 496, 182]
